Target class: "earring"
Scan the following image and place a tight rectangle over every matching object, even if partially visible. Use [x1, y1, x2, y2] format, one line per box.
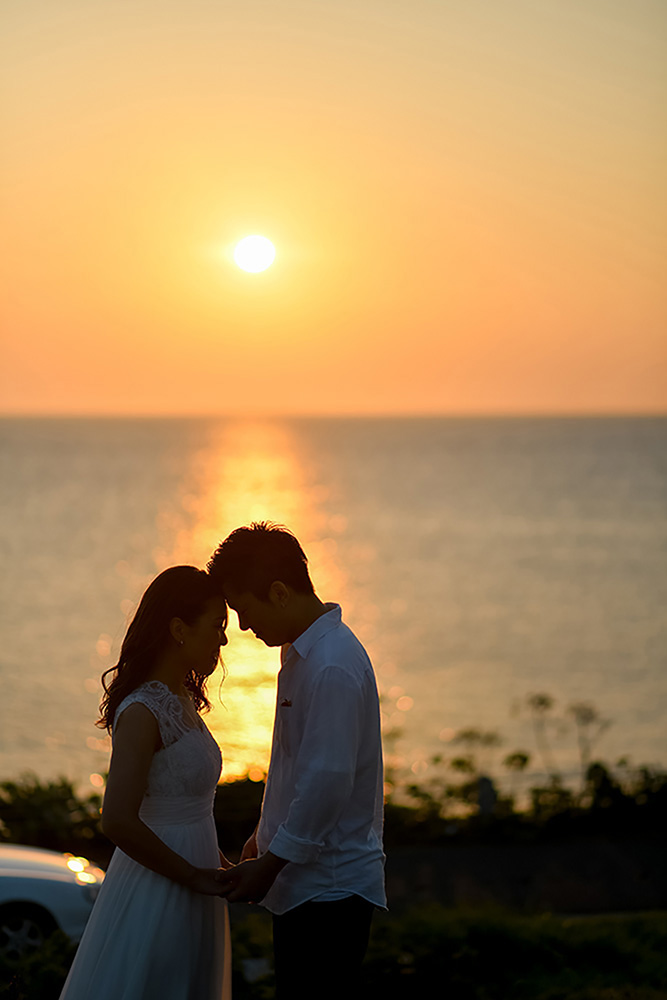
[179, 640, 184, 646]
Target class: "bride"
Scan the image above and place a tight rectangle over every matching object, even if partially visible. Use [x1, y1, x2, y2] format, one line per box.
[60, 566, 232, 999]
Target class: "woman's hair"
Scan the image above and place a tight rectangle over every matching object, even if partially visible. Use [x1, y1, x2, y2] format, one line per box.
[207, 521, 314, 599]
[97, 565, 225, 733]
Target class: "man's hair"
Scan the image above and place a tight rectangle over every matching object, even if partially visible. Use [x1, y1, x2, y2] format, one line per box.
[207, 521, 315, 600]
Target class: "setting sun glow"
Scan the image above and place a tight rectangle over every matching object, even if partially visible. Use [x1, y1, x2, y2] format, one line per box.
[2, 1, 665, 416]
[233, 235, 276, 273]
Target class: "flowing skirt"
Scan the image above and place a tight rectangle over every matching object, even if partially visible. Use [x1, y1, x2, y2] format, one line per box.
[59, 797, 230, 1000]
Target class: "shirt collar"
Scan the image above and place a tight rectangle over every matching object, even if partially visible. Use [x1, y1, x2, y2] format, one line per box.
[289, 603, 341, 661]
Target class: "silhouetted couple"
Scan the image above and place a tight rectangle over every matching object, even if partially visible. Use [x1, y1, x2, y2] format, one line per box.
[59, 522, 386, 1000]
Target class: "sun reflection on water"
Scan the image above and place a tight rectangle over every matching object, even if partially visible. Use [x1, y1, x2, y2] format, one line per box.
[150, 419, 347, 780]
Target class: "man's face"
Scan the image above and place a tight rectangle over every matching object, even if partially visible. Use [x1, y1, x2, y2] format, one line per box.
[224, 586, 289, 647]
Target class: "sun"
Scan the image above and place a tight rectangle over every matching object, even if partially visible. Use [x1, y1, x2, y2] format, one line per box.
[233, 235, 276, 273]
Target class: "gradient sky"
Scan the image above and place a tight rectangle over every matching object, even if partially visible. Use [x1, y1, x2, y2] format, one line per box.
[2, 0, 665, 415]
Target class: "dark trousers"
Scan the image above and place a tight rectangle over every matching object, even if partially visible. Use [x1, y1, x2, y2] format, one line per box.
[272, 894, 375, 1000]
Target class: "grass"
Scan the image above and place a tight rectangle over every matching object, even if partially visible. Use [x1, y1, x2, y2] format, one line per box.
[1, 907, 666, 999]
[228, 905, 667, 1000]
[363, 907, 667, 1000]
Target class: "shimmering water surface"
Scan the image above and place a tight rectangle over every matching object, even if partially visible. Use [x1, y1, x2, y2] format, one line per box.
[1, 416, 665, 797]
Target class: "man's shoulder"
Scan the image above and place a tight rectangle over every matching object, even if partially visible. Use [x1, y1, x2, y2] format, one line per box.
[315, 615, 366, 651]
[306, 621, 374, 677]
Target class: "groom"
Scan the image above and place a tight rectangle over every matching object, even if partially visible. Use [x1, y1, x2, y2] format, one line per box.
[207, 522, 386, 1000]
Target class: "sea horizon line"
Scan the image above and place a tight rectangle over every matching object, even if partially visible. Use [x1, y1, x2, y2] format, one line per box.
[1, 410, 665, 422]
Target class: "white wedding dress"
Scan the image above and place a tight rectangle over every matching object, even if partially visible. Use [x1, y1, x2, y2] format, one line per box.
[59, 681, 231, 1000]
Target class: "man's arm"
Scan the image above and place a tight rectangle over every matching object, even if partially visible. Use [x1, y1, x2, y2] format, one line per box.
[217, 667, 365, 902]
[268, 666, 365, 861]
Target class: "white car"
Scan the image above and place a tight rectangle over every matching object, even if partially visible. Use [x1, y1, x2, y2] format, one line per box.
[0, 844, 105, 960]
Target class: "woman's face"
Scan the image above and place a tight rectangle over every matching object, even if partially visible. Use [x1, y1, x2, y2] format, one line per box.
[183, 596, 228, 676]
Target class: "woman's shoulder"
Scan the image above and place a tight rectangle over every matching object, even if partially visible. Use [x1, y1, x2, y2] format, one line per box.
[114, 681, 178, 727]
[114, 681, 196, 747]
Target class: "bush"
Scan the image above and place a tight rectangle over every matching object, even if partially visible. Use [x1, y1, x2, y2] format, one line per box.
[0, 931, 76, 1000]
[0, 775, 111, 867]
[226, 905, 667, 1000]
[361, 906, 667, 999]
[214, 779, 265, 860]
[2, 899, 666, 998]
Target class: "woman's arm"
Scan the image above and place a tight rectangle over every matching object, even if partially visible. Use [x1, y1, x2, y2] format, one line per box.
[102, 703, 222, 894]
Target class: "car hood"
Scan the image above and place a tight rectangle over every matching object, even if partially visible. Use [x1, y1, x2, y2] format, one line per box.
[0, 845, 104, 884]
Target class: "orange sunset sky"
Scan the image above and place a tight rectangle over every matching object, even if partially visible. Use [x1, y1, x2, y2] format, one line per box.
[2, 0, 666, 416]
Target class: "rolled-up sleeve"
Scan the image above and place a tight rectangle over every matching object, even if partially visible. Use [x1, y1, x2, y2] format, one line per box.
[268, 666, 364, 864]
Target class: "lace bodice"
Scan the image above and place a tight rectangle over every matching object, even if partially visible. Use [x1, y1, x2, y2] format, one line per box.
[114, 681, 222, 798]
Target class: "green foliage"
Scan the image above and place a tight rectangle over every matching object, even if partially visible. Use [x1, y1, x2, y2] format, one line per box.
[0, 768, 665, 998]
[504, 751, 530, 773]
[383, 692, 667, 843]
[530, 778, 577, 821]
[214, 778, 265, 862]
[0, 930, 76, 1000]
[1, 746, 665, 864]
[0, 775, 106, 862]
[12, 908, 664, 1000]
[227, 907, 667, 999]
[360, 907, 667, 999]
[387, 758, 667, 846]
[229, 910, 275, 999]
[392, 726, 515, 826]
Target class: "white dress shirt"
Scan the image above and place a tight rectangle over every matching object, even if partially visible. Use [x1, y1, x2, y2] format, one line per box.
[256, 603, 387, 915]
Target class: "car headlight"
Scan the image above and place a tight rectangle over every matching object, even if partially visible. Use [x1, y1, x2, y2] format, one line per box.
[68, 855, 105, 904]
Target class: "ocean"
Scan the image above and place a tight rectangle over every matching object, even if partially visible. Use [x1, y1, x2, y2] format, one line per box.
[1, 416, 665, 801]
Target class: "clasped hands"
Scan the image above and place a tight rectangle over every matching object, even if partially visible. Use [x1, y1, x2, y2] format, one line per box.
[190, 831, 286, 904]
